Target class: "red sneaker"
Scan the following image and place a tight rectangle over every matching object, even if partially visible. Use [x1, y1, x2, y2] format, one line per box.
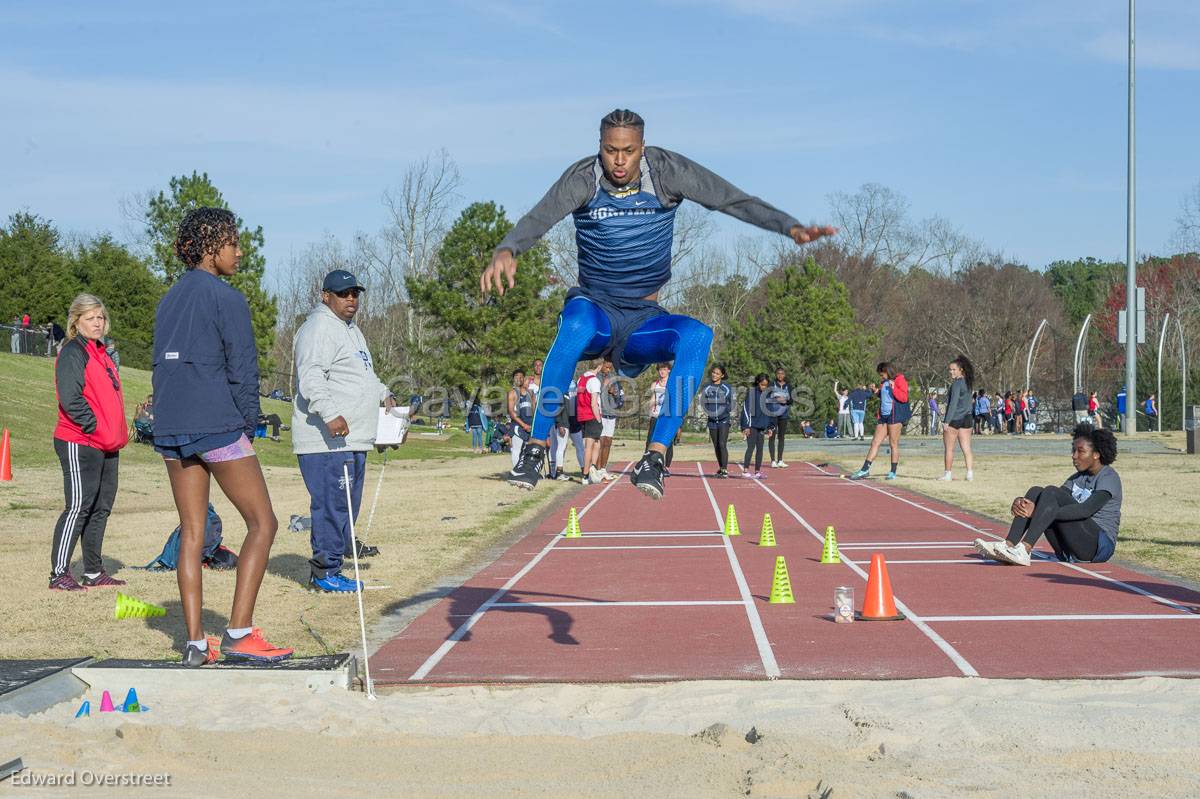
[49, 573, 87, 591]
[81, 571, 126, 587]
[220, 628, 294, 663]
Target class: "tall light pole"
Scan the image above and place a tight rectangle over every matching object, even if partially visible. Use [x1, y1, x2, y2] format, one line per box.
[1124, 0, 1138, 435]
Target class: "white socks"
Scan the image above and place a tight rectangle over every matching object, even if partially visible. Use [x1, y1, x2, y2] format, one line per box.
[187, 639, 208, 652]
[226, 627, 252, 639]
[966, 470, 974, 481]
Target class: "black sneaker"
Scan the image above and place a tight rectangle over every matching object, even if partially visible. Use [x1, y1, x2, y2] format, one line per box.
[354, 538, 379, 558]
[508, 442, 545, 490]
[716, 469, 728, 479]
[631, 450, 666, 500]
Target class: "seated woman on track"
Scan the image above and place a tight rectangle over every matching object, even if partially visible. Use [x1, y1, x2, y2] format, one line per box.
[975, 423, 1122, 567]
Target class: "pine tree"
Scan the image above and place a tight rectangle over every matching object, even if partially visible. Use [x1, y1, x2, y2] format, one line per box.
[406, 201, 561, 399]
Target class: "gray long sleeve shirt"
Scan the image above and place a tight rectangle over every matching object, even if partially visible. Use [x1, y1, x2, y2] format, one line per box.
[945, 377, 972, 422]
[496, 147, 802, 298]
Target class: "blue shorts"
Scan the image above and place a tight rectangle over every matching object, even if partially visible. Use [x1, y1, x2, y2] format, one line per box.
[566, 287, 667, 378]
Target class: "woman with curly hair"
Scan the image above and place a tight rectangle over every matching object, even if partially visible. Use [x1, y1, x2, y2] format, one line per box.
[939, 355, 975, 481]
[152, 207, 292, 666]
[975, 423, 1123, 566]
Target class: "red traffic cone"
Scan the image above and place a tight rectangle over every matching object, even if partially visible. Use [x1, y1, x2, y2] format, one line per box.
[0, 428, 11, 481]
[859, 553, 905, 621]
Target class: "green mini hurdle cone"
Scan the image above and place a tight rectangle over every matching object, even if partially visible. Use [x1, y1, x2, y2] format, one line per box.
[114, 592, 166, 620]
[724, 504, 741, 536]
[564, 507, 582, 538]
[757, 514, 776, 547]
[821, 526, 840, 564]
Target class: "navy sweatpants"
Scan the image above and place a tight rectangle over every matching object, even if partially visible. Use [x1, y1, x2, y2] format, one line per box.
[298, 450, 366, 579]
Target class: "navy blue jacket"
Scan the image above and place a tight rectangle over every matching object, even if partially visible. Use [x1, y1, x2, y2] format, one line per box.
[152, 269, 260, 438]
[740, 386, 775, 431]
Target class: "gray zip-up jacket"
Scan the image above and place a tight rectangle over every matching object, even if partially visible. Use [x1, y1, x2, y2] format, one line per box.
[495, 146, 802, 259]
[292, 304, 391, 455]
[945, 377, 972, 423]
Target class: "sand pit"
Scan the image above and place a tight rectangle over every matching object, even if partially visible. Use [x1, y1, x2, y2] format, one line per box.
[4, 677, 1199, 797]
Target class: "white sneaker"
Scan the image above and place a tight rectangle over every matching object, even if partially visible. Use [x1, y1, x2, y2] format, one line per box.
[777, 461, 788, 468]
[938, 472, 953, 481]
[966, 471, 974, 482]
[586, 467, 602, 485]
[973, 538, 1002, 561]
[993, 542, 1031, 566]
[770, 461, 779, 468]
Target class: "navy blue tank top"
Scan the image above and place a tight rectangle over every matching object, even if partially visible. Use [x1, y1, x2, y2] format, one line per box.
[573, 156, 677, 300]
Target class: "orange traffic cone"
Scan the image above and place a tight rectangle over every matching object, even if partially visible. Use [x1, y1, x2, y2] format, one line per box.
[858, 553, 905, 621]
[0, 428, 11, 481]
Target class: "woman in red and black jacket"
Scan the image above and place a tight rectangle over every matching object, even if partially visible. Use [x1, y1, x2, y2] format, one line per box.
[50, 294, 129, 591]
[850, 361, 911, 480]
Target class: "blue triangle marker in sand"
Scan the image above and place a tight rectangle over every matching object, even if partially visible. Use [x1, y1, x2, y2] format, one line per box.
[74, 700, 90, 718]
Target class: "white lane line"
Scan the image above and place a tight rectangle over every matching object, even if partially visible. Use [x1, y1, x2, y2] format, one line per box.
[838, 544, 974, 549]
[750, 476, 979, 677]
[923, 613, 1200, 622]
[805, 462, 1198, 615]
[553, 545, 727, 550]
[563, 532, 723, 538]
[491, 600, 743, 608]
[552, 529, 722, 536]
[697, 463, 781, 679]
[845, 559, 989, 565]
[408, 464, 630, 681]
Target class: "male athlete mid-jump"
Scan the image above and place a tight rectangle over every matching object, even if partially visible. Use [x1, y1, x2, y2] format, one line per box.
[481, 109, 835, 500]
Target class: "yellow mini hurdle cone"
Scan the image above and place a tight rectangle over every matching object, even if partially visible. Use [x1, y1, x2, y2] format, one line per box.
[564, 507, 582, 538]
[757, 514, 776, 547]
[114, 592, 166, 620]
[768, 556, 795, 604]
[724, 504, 741, 536]
[821, 526, 841, 564]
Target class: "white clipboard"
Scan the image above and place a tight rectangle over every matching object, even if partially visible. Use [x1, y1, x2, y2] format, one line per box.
[375, 406, 410, 446]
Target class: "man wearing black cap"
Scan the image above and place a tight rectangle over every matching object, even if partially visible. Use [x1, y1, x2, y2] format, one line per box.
[292, 270, 394, 592]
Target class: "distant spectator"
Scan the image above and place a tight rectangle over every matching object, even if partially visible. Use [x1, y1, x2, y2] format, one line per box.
[847, 383, 870, 441]
[835, 384, 851, 439]
[50, 321, 66, 355]
[506, 369, 533, 470]
[1144, 393, 1158, 423]
[928, 391, 940, 436]
[766, 368, 793, 468]
[824, 419, 838, 438]
[1024, 389, 1038, 433]
[103, 337, 120, 372]
[9, 316, 20, 353]
[1088, 392, 1101, 429]
[467, 392, 487, 455]
[800, 419, 816, 438]
[940, 355, 975, 482]
[851, 362, 911, 481]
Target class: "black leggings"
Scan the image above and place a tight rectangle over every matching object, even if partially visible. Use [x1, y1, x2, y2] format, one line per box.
[1006, 486, 1101, 561]
[51, 440, 119, 577]
[645, 417, 674, 467]
[709, 424, 729, 469]
[743, 428, 766, 471]
[769, 422, 787, 461]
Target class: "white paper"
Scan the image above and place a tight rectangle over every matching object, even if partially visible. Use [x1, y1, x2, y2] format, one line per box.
[375, 406, 410, 446]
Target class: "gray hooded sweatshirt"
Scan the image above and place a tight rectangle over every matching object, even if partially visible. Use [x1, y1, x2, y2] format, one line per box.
[292, 303, 391, 455]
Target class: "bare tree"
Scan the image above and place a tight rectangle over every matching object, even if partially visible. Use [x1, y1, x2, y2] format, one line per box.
[827, 183, 913, 266]
[1173, 179, 1200, 254]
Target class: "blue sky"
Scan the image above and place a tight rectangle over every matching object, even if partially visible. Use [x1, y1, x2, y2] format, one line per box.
[3, 0, 1199, 284]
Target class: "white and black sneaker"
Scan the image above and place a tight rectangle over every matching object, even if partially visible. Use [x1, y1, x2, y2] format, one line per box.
[508, 443, 545, 490]
[631, 450, 666, 500]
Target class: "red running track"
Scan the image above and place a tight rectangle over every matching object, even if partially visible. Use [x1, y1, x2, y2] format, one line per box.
[371, 461, 1200, 683]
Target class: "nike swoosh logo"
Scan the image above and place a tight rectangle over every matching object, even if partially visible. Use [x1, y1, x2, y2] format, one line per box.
[634, 201, 648, 206]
